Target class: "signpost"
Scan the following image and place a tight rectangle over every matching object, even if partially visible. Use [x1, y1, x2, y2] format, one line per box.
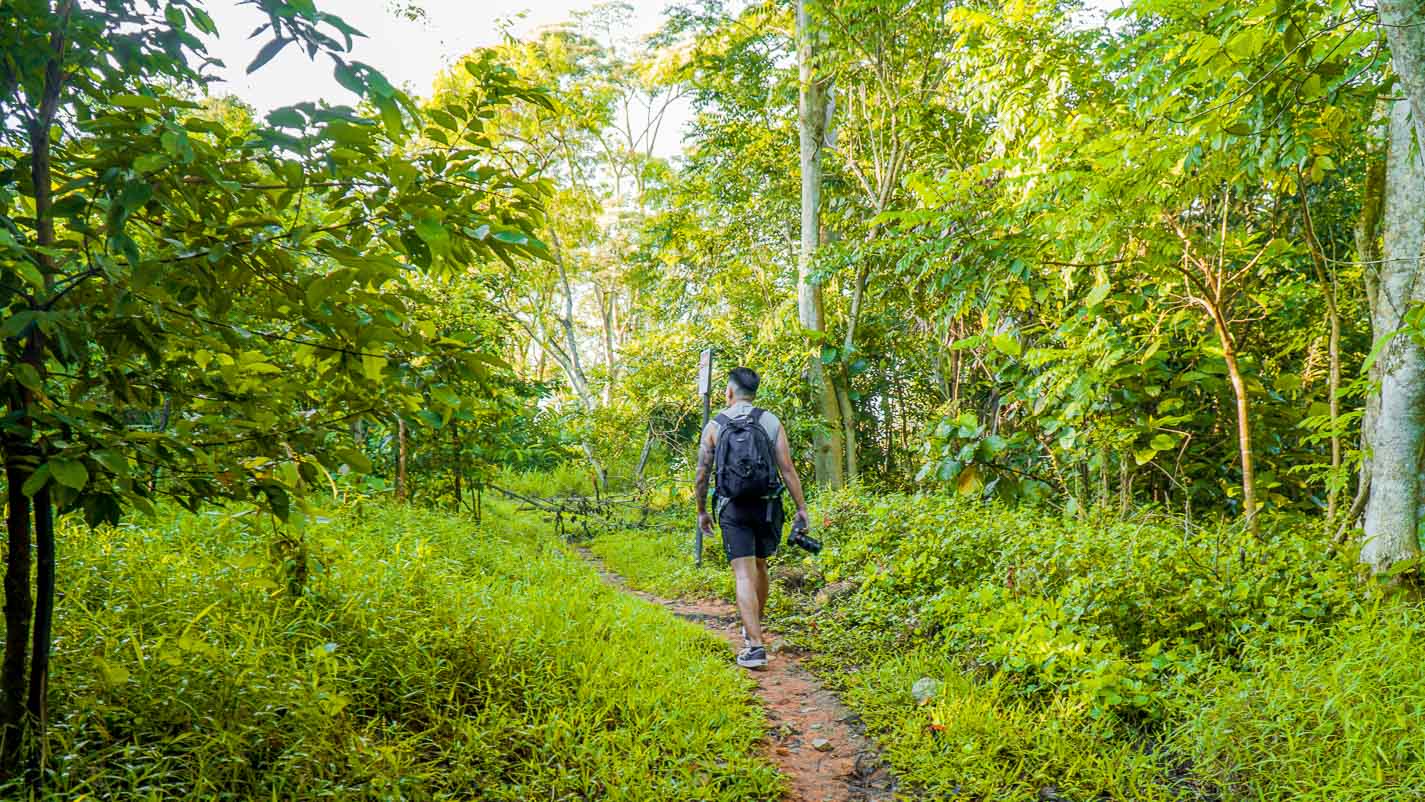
[695, 348, 713, 566]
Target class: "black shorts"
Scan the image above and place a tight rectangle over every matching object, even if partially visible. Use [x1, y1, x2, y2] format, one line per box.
[718, 497, 785, 561]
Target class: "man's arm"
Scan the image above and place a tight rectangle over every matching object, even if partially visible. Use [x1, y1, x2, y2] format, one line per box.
[774, 428, 809, 525]
[695, 425, 715, 534]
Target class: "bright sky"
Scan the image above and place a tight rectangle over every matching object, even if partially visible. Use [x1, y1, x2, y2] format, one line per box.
[201, 0, 1125, 159]
[203, 0, 690, 155]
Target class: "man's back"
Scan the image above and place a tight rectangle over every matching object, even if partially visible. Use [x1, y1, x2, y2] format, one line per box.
[703, 399, 781, 449]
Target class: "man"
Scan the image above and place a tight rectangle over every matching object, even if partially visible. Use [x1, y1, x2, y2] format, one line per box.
[696, 367, 810, 669]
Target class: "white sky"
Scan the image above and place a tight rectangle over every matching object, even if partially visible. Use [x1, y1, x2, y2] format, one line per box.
[200, 0, 1125, 159]
[202, 0, 690, 155]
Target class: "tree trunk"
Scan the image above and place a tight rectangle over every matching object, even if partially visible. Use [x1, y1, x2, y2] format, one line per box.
[797, 0, 845, 488]
[1, 456, 33, 776]
[635, 419, 655, 483]
[1356, 150, 1387, 517]
[451, 423, 463, 512]
[395, 415, 408, 502]
[1218, 332, 1259, 533]
[1299, 181, 1342, 527]
[4, 7, 69, 775]
[1360, 97, 1425, 574]
[26, 486, 53, 782]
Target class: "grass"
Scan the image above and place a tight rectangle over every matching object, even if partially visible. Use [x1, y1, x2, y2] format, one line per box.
[587, 519, 734, 600]
[591, 486, 1425, 801]
[12, 496, 781, 800]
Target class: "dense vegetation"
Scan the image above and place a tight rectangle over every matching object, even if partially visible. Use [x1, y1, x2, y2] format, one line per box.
[8, 495, 778, 800]
[5, 0, 1425, 798]
[592, 496, 1425, 800]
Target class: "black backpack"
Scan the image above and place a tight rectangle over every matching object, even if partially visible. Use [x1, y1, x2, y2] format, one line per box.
[714, 408, 779, 501]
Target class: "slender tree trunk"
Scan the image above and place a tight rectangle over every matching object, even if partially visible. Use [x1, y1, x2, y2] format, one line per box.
[1356, 151, 1386, 520]
[1218, 333, 1259, 533]
[4, 7, 69, 776]
[1299, 183, 1342, 527]
[451, 423, 463, 512]
[1, 456, 33, 776]
[26, 486, 53, 782]
[1360, 97, 1425, 574]
[797, 0, 845, 488]
[395, 415, 408, 502]
[838, 263, 869, 482]
[635, 419, 655, 484]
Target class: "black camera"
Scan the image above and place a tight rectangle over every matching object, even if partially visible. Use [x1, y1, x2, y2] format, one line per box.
[787, 518, 822, 553]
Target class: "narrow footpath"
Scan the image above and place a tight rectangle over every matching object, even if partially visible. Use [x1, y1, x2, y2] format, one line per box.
[578, 549, 898, 802]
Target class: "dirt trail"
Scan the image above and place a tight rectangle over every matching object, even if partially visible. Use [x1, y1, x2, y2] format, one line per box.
[578, 549, 897, 802]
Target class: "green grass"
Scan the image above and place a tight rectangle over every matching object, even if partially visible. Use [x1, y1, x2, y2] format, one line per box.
[1172, 609, 1425, 801]
[588, 520, 734, 600]
[591, 486, 1425, 801]
[13, 497, 781, 801]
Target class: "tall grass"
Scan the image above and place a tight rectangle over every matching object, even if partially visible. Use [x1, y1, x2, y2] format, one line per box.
[11, 498, 780, 800]
[595, 486, 1425, 801]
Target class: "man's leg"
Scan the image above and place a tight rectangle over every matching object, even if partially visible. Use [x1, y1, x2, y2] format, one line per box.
[730, 556, 764, 647]
[754, 558, 770, 621]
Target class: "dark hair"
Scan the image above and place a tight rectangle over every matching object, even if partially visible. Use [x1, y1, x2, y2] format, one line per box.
[728, 366, 760, 398]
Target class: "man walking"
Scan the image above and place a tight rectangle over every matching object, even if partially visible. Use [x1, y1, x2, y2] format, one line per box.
[696, 367, 810, 669]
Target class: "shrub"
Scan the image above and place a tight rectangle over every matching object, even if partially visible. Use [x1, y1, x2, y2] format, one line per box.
[1174, 609, 1425, 800]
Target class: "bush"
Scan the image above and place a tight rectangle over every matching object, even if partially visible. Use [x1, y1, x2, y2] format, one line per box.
[18, 498, 780, 801]
[812, 490, 1359, 719]
[1174, 609, 1425, 800]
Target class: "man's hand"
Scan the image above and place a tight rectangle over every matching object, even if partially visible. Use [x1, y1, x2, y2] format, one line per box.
[698, 511, 715, 536]
[793, 507, 809, 530]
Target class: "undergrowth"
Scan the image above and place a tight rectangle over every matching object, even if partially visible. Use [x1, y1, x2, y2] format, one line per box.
[12, 497, 780, 801]
[594, 486, 1425, 801]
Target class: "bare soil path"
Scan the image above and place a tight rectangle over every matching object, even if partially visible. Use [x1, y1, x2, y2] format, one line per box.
[577, 548, 898, 802]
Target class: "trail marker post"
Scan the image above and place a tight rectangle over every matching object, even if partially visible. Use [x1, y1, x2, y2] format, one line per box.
[695, 348, 713, 566]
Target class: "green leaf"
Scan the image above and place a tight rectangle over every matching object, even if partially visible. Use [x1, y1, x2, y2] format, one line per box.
[248, 37, 291, 73]
[50, 460, 90, 490]
[267, 107, 306, 128]
[134, 153, 170, 174]
[112, 94, 158, 110]
[1150, 433, 1176, 451]
[991, 333, 1021, 357]
[362, 354, 387, 381]
[12, 363, 41, 392]
[1134, 448, 1158, 466]
[22, 464, 50, 497]
[1085, 281, 1111, 307]
[333, 61, 365, 95]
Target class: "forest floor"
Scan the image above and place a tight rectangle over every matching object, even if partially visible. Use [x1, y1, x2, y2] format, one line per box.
[578, 547, 899, 802]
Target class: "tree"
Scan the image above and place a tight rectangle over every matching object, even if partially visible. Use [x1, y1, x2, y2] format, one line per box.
[1359, 0, 1425, 574]
[797, 0, 846, 488]
[0, 0, 547, 777]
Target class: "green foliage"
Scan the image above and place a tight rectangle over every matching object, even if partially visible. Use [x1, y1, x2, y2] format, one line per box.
[590, 519, 734, 600]
[8, 499, 780, 800]
[839, 650, 1172, 801]
[1174, 611, 1425, 800]
[790, 487, 1422, 800]
[812, 490, 1361, 719]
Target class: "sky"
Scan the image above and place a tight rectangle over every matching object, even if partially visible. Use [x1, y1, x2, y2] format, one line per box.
[202, 0, 691, 155]
[200, 0, 1125, 159]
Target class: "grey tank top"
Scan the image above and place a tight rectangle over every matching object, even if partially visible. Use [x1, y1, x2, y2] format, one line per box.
[703, 401, 781, 446]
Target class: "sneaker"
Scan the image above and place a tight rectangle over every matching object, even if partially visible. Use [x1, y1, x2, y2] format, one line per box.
[737, 645, 768, 669]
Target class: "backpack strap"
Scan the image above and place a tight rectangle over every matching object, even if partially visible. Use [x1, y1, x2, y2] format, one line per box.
[714, 413, 733, 428]
[748, 407, 765, 423]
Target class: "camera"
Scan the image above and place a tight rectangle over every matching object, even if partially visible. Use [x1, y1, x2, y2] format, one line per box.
[787, 517, 822, 554]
